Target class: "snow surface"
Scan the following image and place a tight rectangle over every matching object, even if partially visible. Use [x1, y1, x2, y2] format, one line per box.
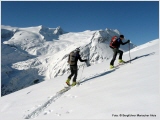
[1, 25, 135, 96]
[0, 38, 159, 120]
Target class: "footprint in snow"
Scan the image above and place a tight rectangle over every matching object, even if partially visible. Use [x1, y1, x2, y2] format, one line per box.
[27, 91, 31, 94]
[71, 95, 77, 98]
[55, 113, 61, 116]
[66, 110, 73, 114]
[44, 110, 53, 115]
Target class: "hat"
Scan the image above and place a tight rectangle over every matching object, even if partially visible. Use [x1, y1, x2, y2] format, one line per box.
[120, 35, 124, 38]
[75, 48, 80, 52]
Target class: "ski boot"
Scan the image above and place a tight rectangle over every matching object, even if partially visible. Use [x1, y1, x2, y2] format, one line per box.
[71, 82, 77, 86]
[119, 59, 125, 64]
[66, 78, 71, 86]
[110, 65, 114, 69]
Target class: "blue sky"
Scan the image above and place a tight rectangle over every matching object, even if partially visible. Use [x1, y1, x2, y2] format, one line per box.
[1, 1, 159, 45]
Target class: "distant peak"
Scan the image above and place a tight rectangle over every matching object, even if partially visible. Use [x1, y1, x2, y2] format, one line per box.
[38, 25, 49, 33]
[57, 26, 61, 29]
[54, 26, 65, 35]
[113, 29, 120, 34]
[38, 25, 47, 29]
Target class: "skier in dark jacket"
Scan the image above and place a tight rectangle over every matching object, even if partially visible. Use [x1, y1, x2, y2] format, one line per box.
[110, 35, 130, 69]
[66, 48, 87, 86]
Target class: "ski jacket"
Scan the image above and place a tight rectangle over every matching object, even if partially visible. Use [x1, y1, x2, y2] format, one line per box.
[110, 38, 128, 49]
[68, 52, 86, 66]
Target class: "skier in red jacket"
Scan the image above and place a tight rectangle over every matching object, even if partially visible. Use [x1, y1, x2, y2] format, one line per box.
[110, 35, 130, 69]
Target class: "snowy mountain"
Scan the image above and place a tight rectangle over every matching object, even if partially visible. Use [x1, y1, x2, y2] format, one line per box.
[0, 38, 159, 120]
[1, 25, 135, 96]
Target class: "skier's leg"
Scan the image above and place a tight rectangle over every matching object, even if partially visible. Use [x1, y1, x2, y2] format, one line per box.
[118, 50, 123, 60]
[70, 66, 78, 86]
[72, 66, 78, 82]
[73, 70, 77, 82]
[110, 48, 118, 66]
[68, 66, 74, 79]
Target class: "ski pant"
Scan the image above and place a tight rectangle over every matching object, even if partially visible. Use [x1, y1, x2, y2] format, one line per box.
[110, 48, 123, 66]
[68, 65, 78, 82]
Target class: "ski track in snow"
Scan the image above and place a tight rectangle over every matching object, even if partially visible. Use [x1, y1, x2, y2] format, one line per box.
[24, 89, 67, 119]
[24, 67, 115, 119]
[24, 62, 130, 119]
[24, 52, 155, 119]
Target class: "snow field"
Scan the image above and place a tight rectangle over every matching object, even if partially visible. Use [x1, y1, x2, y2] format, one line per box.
[1, 25, 159, 119]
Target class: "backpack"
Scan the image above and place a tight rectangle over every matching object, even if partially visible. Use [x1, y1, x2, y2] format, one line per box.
[110, 36, 118, 48]
[68, 51, 77, 65]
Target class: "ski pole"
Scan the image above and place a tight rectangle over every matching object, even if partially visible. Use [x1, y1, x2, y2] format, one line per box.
[129, 43, 131, 63]
[80, 64, 85, 81]
[77, 65, 84, 85]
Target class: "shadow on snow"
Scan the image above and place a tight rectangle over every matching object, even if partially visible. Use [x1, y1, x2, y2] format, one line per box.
[80, 52, 155, 84]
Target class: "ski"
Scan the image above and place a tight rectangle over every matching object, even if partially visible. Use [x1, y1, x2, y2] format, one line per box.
[115, 63, 126, 68]
[58, 86, 71, 94]
[114, 60, 131, 68]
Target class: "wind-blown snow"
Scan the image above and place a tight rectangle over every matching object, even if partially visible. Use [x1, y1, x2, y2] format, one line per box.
[1, 25, 135, 96]
[0, 38, 159, 119]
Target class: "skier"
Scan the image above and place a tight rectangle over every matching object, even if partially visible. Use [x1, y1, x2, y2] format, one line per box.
[109, 35, 130, 69]
[66, 48, 87, 86]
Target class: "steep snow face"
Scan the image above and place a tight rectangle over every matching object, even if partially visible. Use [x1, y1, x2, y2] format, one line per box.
[53, 26, 66, 35]
[0, 39, 159, 120]
[1, 25, 135, 96]
[90, 30, 120, 64]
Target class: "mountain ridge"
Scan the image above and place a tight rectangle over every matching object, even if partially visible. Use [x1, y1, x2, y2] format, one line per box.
[1, 25, 134, 96]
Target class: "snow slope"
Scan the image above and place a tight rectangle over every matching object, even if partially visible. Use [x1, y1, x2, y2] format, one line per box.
[0, 39, 159, 120]
[1, 25, 135, 96]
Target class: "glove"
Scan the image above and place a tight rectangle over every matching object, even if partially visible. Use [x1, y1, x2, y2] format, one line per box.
[127, 40, 130, 43]
[84, 59, 87, 62]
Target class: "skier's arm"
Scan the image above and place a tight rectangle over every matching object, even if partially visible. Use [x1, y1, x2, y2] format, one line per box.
[121, 40, 130, 45]
[77, 54, 87, 62]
